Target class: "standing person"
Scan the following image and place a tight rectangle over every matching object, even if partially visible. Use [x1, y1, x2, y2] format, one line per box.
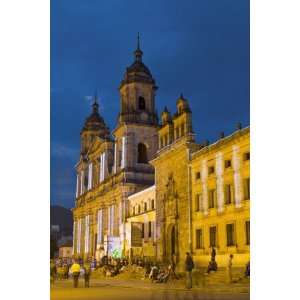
[83, 262, 91, 288]
[70, 260, 81, 288]
[227, 254, 234, 283]
[185, 252, 194, 289]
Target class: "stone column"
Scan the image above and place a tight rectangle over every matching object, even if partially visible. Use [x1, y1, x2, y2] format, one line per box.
[80, 171, 84, 195]
[216, 152, 224, 213]
[201, 160, 208, 215]
[72, 220, 76, 255]
[97, 209, 103, 245]
[121, 136, 127, 169]
[107, 206, 111, 236]
[99, 154, 103, 182]
[113, 142, 117, 173]
[84, 215, 90, 253]
[102, 152, 107, 181]
[76, 174, 79, 198]
[111, 205, 115, 236]
[88, 163, 93, 190]
[77, 219, 81, 254]
[232, 145, 243, 208]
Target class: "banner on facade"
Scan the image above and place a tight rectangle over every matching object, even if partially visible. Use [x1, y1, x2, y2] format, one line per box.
[131, 222, 142, 247]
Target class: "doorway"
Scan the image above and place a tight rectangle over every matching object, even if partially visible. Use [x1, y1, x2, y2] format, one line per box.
[171, 225, 176, 256]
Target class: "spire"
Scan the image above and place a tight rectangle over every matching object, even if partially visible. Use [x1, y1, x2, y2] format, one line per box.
[163, 106, 169, 113]
[137, 32, 140, 50]
[92, 90, 99, 114]
[134, 32, 143, 62]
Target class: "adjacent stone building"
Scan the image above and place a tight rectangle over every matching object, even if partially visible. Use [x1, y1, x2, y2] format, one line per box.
[72, 38, 250, 269]
[125, 185, 156, 259]
[190, 127, 250, 268]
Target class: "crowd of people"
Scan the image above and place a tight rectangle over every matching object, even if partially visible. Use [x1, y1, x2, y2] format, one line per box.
[50, 249, 250, 289]
[50, 257, 97, 286]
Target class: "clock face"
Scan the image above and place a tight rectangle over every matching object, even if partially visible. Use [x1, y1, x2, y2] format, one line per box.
[140, 111, 148, 121]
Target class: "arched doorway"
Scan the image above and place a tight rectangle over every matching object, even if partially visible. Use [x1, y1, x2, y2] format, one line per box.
[166, 224, 177, 262]
[171, 226, 176, 256]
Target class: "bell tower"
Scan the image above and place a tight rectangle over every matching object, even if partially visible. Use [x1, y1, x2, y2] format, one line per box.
[113, 34, 158, 176]
[80, 93, 110, 155]
[118, 33, 158, 126]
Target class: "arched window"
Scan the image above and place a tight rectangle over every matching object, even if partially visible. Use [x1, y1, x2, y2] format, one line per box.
[137, 143, 148, 163]
[138, 96, 146, 110]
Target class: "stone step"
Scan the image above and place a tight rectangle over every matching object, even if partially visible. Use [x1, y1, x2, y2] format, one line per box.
[191, 268, 248, 286]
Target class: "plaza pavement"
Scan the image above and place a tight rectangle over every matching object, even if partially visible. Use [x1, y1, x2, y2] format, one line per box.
[51, 278, 250, 300]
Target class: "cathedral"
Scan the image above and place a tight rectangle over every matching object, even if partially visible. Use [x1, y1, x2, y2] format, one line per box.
[72, 37, 250, 271]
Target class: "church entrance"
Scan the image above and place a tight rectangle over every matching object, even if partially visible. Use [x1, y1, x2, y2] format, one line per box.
[166, 224, 177, 262]
[171, 226, 176, 256]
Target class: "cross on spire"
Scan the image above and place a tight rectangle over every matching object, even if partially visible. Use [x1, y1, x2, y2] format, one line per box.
[134, 32, 143, 62]
[92, 90, 99, 113]
[137, 32, 140, 50]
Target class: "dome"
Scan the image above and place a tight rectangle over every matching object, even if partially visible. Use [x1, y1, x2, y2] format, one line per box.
[126, 60, 153, 78]
[81, 100, 110, 138]
[120, 34, 156, 88]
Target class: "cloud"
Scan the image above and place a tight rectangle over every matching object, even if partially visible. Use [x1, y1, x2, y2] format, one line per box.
[51, 142, 78, 159]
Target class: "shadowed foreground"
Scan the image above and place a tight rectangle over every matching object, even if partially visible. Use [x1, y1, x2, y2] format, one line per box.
[51, 279, 250, 300]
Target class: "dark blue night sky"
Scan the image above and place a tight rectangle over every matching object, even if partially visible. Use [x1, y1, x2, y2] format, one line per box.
[51, 0, 249, 208]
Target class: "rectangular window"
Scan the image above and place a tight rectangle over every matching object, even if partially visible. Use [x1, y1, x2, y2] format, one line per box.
[151, 199, 155, 210]
[225, 159, 232, 168]
[144, 202, 147, 212]
[195, 229, 203, 249]
[208, 166, 215, 175]
[226, 223, 235, 246]
[225, 184, 232, 204]
[195, 194, 200, 211]
[209, 226, 217, 247]
[244, 178, 250, 200]
[195, 172, 201, 180]
[245, 221, 250, 245]
[208, 189, 215, 208]
[141, 223, 145, 239]
[243, 152, 250, 161]
[148, 221, 152, 238]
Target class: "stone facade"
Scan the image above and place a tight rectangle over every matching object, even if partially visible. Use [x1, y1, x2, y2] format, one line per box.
[125, 186, 156, 259]
[72, 38, 159, 261]
[190, 128, 250, 267]
[72, 38, 250, 270]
